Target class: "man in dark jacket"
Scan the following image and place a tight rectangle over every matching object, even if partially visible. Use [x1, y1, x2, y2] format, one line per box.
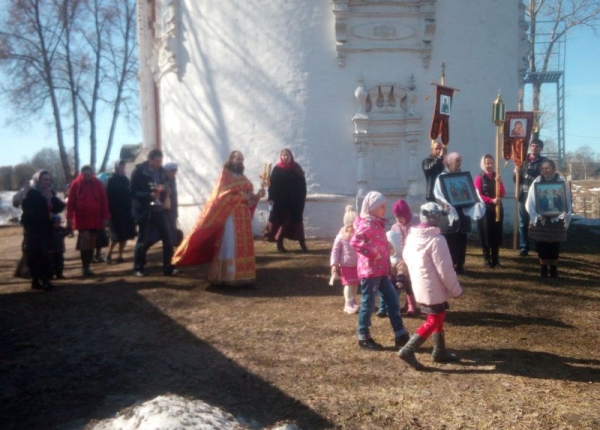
[513, 138, 546, 256]
[130, 149, 176, 276]
[422, 140, 445, 202]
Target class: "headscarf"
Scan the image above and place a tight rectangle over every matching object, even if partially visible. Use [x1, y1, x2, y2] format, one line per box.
[392, 199, 412, 222]
[31, 170, 50, 191]
[419, 202, 447, 227]
[480, 154, 494, 173]
[359, 191, 387, 218]
[276, 148, 300, 172]
[444, 152, 461, 170]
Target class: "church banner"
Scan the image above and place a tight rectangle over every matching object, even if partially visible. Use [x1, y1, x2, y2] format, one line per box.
[429, 85, 455, 145]
[502, 111, 534, 167]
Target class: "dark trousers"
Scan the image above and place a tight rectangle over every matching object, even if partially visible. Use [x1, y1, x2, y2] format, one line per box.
[134, 209, 174, 273]
[442, 232, 467, 267]
[477, 206, 503, 261]
[26, 246, 52, 284]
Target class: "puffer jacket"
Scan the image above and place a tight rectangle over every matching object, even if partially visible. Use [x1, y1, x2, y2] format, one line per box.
[402, 225, 462, 306]
[350, 215, 390, 279]
[66, 175, 110, 230]
[330, 228, 358, 268]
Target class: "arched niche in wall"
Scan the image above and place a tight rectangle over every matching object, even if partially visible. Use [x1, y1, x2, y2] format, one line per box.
[352, 76, 422, 203]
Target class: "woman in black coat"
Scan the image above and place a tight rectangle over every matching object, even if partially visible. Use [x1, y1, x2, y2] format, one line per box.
[267, 148, 308, 252]
[106, 160, 136, 263]
[21, 170, 66, 290]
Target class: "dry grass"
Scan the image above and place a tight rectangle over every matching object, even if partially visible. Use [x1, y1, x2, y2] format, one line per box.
[0, 223, 599, 430]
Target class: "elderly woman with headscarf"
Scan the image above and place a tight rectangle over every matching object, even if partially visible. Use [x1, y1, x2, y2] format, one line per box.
[105, 160, 136, 264]
[350, 191, 410, 351]
[433, 152, 485, 275]
[267, 148, 308, 252]
[525, 159, 572, 278]
[67, 165, 110, 276]
[474, 154, 505, 268]
[20, 170, 66, 290]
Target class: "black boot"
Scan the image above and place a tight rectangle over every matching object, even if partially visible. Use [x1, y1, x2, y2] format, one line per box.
[431, 331, 460, 363]
[398, 334, 427, 370]
[482, 247, 492, 267]
[491, 248, 502, 268]
[299, 239, 308, 253]
[540, 265, 548, 278]
[276, 239, 287, 253]
[550, 265, 559, 278]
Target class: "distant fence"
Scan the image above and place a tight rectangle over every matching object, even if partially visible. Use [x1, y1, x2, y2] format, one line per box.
[572, 195, 600, 219]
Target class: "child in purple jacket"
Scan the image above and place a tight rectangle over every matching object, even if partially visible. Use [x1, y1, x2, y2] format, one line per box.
[330, 205, 360, 314]
[351, 191, 410, 351]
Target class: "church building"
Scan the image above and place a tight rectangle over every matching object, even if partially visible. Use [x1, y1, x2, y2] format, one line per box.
[136, 1, 529, 237]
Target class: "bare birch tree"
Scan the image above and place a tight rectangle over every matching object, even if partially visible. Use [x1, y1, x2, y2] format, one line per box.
[526, 0, 600, 129]
[0, 0, 138, 177]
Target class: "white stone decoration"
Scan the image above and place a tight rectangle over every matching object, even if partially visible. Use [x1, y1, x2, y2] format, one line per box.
[149, 0, 180, 81]
[332, 0, 436, 68]
[352, 76, 422, 204]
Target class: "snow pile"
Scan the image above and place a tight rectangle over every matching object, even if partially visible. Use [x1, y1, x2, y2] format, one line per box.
[0, 192, 20, 225]
[90, 394, 299, 430]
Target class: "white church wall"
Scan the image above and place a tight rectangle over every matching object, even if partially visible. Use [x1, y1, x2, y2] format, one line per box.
[146, 0, 524, 238]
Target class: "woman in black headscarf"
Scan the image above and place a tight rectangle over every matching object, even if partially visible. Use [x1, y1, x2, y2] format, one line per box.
[106, 160, 136, 263]
[267, 148, 308, 252]
[21, 170, 66, 290]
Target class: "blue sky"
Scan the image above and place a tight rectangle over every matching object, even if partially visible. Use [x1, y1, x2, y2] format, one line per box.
[1, 27, 599, 168]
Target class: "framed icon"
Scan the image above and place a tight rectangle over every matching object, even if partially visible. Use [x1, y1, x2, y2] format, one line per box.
[534, 182, 567, 217]
[439, 172, 478, 208]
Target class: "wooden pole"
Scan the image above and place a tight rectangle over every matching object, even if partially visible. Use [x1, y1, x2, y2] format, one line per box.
[495, 125, 502, 222]
[513, 89, 524, 249]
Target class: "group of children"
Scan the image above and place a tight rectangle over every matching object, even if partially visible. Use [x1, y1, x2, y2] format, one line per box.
[329, 192, 463, 370]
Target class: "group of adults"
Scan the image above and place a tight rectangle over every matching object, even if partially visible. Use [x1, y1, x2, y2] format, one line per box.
[15, 149, 182, 290]
[422, 137, 571, 278]
[172, 148, 308, 286]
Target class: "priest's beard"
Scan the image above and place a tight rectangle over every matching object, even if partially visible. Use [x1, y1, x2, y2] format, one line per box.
[226, 162, 244, 175]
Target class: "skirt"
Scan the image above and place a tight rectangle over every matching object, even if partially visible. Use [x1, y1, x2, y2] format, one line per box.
[340, 266, 359, 285]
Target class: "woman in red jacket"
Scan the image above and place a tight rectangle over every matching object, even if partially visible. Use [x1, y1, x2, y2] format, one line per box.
[67, 166, 110, 276]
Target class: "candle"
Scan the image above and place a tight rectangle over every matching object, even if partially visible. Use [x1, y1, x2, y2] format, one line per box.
[262, 163, 267, 179]
[267, 163, 272, 179]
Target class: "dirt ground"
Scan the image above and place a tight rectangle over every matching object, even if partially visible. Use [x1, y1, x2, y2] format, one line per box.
[1, 223, 599, 430]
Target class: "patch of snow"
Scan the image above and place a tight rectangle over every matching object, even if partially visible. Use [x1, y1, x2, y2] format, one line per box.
[89, 394, 300, 430]
[570, 214, 600, 227]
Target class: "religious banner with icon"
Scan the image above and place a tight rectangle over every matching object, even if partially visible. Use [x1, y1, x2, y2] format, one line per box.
[502, 111, 534, 167]
[429, 84, 456, 145]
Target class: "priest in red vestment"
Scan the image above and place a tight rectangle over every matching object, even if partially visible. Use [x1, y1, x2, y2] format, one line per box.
[172, 151, 265, 285]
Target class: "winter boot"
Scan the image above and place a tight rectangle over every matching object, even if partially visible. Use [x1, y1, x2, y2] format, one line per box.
[398, 334, 427, 370]
[276, 238, 287, 253]
[406, 294, 420, 317]
[344, 299, 358, 314]
[491, 248, 502, 268]
[540, 264, 548, 278]
[550, 265, 559, 278]
[431, 331, 460, 363]
[299, 239, 309, 253]
[482, 247, 492, 267]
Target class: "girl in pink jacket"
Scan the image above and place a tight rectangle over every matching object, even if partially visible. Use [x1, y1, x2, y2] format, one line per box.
[351, 191, 409, 351]
[399, 202, 463, 370]
[330, 205, 359, 314]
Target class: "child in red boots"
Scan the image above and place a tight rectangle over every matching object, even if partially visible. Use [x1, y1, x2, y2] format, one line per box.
[399, 202, 463, 370]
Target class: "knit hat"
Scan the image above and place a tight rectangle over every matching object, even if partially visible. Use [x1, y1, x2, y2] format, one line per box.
[343, 205, 357, 227]
[392, 199, 412, 221]
[360, 191, 387, 218]
[419, 202, 447, 226]
[163, 162, 178, 172]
